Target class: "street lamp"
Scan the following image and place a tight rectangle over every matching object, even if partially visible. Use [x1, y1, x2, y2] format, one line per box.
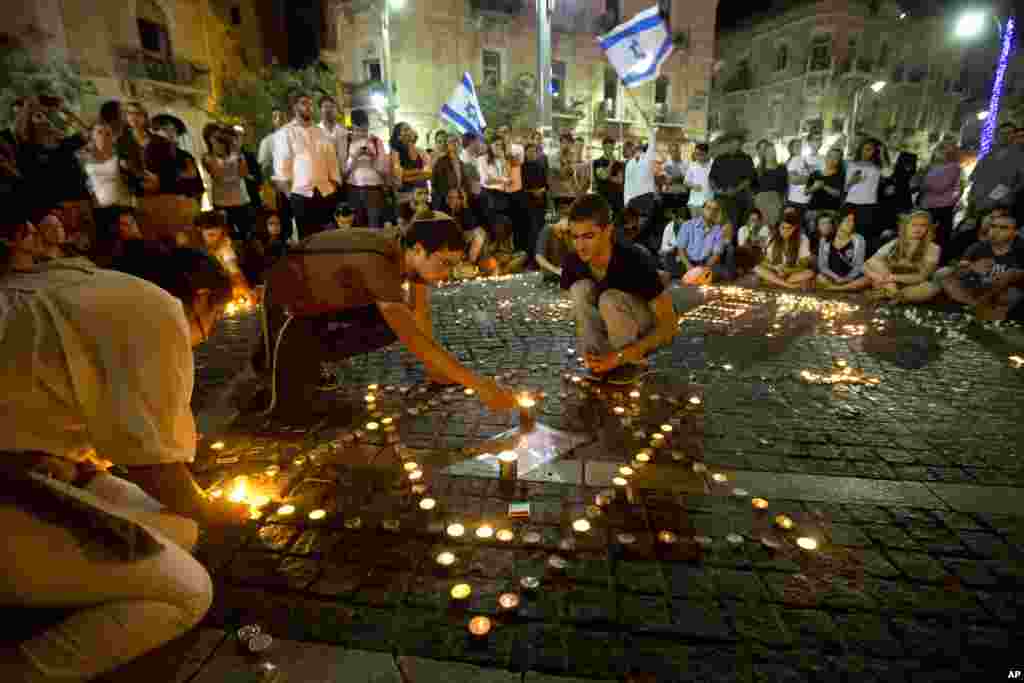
[844, 80, 887, 157]
[954, 9, 1016, 159]
[978, 109, 990, 120]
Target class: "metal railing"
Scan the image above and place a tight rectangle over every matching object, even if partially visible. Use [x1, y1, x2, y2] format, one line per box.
[114, 48, 209, 90]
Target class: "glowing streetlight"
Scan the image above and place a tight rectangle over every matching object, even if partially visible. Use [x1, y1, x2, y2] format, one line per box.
[978, 110, 991, 120]
[956, 10, 987, 39]
[869, 80, 887, 94]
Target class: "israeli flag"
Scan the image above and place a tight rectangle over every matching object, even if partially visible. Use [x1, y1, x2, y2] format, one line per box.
[440, 73, 487, 136]
[598, 5, 674, 88]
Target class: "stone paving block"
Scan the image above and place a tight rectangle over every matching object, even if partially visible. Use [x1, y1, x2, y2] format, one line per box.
[97, 628, 226, 683]
[193, 640, 401, 683]
[830, 614, 904, 657]
[883, 550, 952, 583]
[927, 483, 1024, 515]
[396, 656, 519, 683]
[524, 674, 616, 683]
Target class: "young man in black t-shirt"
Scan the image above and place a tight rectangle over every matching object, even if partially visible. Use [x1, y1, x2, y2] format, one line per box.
[943, 214, 1024, 320]
[561, 194, 678, 384]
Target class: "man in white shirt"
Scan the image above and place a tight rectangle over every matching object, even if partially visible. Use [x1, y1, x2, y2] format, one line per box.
[346, 108, 391, 228]
[257, 106, 295, 241]
[273, 91, 342, 239]
[684, 143, 711, 220]
[786, 133, 824, 229]
[318, 94, 350, 189]
[624, 122, 659, 251]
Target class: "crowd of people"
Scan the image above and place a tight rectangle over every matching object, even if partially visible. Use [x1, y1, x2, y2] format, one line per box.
[2, 81, 1023, 680]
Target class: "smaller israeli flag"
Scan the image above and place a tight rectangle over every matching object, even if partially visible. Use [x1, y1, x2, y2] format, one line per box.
[598, 5, 674, 88]
[440, 73, 488, 136]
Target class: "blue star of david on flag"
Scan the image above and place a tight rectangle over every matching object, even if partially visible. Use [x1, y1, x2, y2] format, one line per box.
[441, 73, 487, 136]
[598, 5, 674, 88]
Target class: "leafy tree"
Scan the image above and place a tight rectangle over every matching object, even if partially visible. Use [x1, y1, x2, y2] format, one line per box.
[477, 84, 539, 132]
[0, 46, 97, 128]
[217, 62, 340, 143]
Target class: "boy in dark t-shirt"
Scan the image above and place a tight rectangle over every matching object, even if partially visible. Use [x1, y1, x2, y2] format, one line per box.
[943, 214, 1024, 320]
[560, 194, 677, 384]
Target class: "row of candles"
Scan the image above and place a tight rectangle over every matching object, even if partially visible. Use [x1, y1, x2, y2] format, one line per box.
[205, 376, 821, 640]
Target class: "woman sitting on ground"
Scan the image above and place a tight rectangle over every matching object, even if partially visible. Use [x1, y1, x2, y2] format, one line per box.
[815, 211, 869, 291]
[0, 213, 248, 680]
[754, 206, 814, 289]
[863, 210, 942, 303]
[711, 222, 738, 282]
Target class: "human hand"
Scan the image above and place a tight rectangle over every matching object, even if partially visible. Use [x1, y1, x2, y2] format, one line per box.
[585, 350, 622, 375]
[475, 377, 519, 412]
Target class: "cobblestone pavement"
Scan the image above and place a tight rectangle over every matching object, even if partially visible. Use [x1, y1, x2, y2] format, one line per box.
[184, 274, 1024, 682]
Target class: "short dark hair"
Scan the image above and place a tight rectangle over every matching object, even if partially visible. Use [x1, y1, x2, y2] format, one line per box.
[694, 143, 709, 154]
[602, 137, 615, 146]
[319, 95, 337, 107]
[288, 91, 311, 111]
[461, 131, 480, 147]
[99, 100, 122, 125]
[748, 207, 763, 220]
[568, 194, 612, 227]
[401, 212, 467, 254]
[141, 248, 233, 310]
[351, 109, 369, 128]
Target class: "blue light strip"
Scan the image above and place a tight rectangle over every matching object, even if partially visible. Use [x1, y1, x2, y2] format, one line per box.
[979, 16, 1016, 159]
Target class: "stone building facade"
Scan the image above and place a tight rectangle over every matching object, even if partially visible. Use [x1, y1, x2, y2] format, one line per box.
[709, 0, 967, 160]
[323, 0, 719, 146]
[3, 0, 266, 160]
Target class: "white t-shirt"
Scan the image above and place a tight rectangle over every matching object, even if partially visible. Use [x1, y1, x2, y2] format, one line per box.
[845, 161, 881, 205]
[765, 234, 812, 266]
[738, 223, 772, 247]
[786, 155, 823, 205]
[685, 162, 711, 207]
[0, 258, 197, 467]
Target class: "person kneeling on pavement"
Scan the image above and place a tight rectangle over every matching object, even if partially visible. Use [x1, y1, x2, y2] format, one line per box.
[942, 213, 1024, 320]
[255, 212, 519, 417]
[561, 194, 678, 384]
[0, 219, 249, 681]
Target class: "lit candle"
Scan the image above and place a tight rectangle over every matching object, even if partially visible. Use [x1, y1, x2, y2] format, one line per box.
[520, 576, 540, 590]
[404, 461, 419, 472]
[365, 394, 376, 403]
[450, 583, 471, 600]
[774, 514, 794, 530]
[468, 616, 492, 637]
[518, 394, 536, 431]
[629, 390, 641, 399]
[498, 450, 518, 480]
[752, 498, 769, 510]
[366, 421, 380, 431]
[210, 488, 224, 499]
[210, 441, 226, 451]
[447, 523, 466, 537]
[612, 476, 629, 487]
[476, 525, 495, 539]
[308, 509, 326, 520]
[498, 592, 520, 610]
[711, 473, 727, 483]
[657, 530, 678, 544]
[618, 465, 634, 476]
[368, 384, 379, 391]
[547, 555, 568, 569]
[522, 531, 541, 544]
[572, 518, 591, 533]
[264, 465, 280, 477]
[613, 406, 626, 415]
[436, 551, 456, 566]
[692, 462, 707, 473]
[660, 424, 673, 433]
[689, 396, 702, 406]
[276, 504, 295, 516]
[635, 451, 651, 463]
[796, 537, 818, 550]
[408, 470, 423, 481]
[419, 497, 436, 510]
[496, 529, 515, 542]
[617, 532, 636, 545]
[381, 417, 394, 425]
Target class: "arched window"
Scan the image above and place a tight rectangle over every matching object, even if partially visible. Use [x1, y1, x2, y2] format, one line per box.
[775, 45, 789, 72]
[137, 0, 172, 60]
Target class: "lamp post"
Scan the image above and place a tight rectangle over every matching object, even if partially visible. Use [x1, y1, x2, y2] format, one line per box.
[536, 0, 554, 131]
[844, 80, 887, 158]
[381, 0, 404, 133]
[955, 9, 1016, 159]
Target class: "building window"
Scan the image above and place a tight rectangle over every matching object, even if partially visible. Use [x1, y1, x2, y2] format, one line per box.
[658, 0, 671, 27]
[364, 59, 382, 82]
[483, 49, 502, 89]
[552, 60, 567, 101]
[606, 0, 620, 24]
[230, 5, 242, 26]
[603, 66, 618, 116]
[775, 45, 789, 72]
[137, 0, 172, 59]
[809, 35, 831, 72]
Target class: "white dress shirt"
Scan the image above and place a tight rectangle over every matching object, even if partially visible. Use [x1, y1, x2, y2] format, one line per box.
[684, 161, 711, 207]
[348, 135, 390, 187]
[258, 131, 278, 178]
[786, 154, 824, 204]
[273, 121, 340, 197]
[624, 128, 658, 206]
[319, 121, 350, 176]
